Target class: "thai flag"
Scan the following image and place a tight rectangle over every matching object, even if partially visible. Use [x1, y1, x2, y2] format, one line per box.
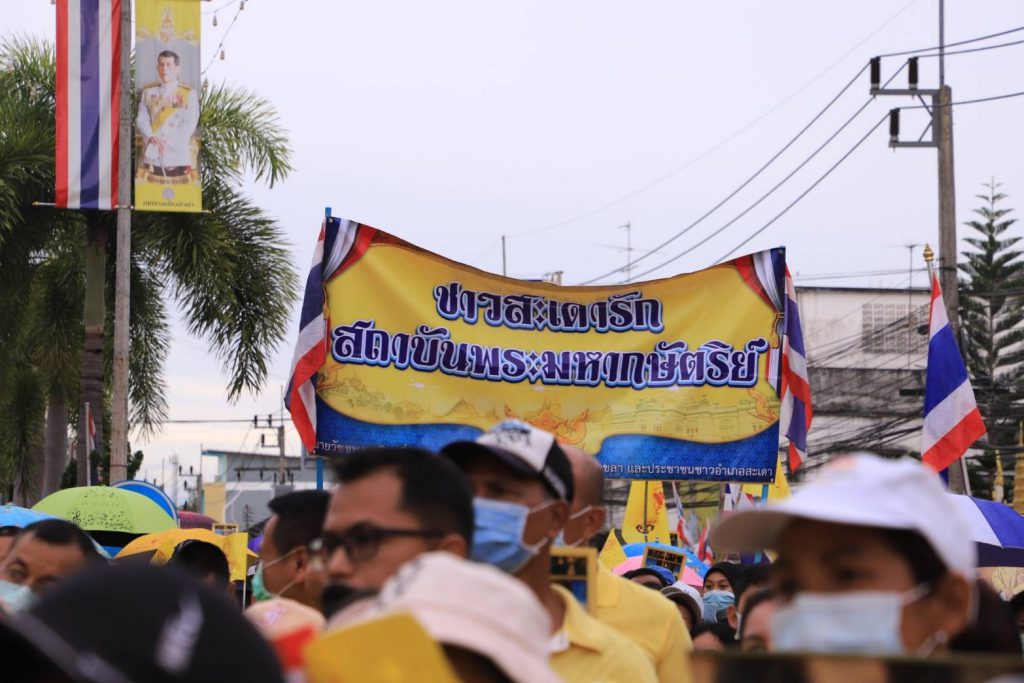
[922, 272, 986, 472]
[285, 217, 368, 451]
[696, 519, 713, 564]
[671, 483, 690, 546]
[56, 0, 121, 210]
[86, 402, 96, 454]
[778, 268, 812, 471]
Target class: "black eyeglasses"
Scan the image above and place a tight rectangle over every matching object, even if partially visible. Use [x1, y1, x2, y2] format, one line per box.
[310, 523, 445, 564]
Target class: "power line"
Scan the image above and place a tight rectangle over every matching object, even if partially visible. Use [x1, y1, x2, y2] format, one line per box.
[583, 61, 909, 285]
[710, 113, 889, 265]
[202, 0, 239, 16]
[202, 0, 244, 74]
[877, 24, 1024, 58]
[795, 267, 928, 282]
[913, 37, 1024, 59]
[163, 418, 256, 424]
[622, 111, 888, 282]
[902, 90, 1024, 110]
[576, 63, 871, 284]
[511, 0, 922, 239]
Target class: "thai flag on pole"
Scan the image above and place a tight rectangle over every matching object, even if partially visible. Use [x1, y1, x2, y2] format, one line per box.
[55, 0, 121, 210]
[86, 403, 96, 454]
[922, 271, 986, 472]
[778, 268, 812, 471]
[285, 217, 368, 451]
[697, 519, 713, 564]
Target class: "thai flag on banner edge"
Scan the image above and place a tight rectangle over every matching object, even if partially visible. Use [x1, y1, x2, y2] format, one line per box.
[56, 0, 121, 210]
[922, 272, 986, 472]
[778, 268, 812, 471]
[286, 218, 363, 451]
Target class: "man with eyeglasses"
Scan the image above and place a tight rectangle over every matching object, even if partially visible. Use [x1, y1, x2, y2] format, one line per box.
[314, 447, 474, 614]
[443, 421, 657, 683]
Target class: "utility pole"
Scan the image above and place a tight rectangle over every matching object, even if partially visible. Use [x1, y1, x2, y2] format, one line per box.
[109, 0, 134, 483]
[170, 454, 180, 509]
[872, 3, 967, 494]
[278, 423, 286, 486]
[501, 235, 507, 277]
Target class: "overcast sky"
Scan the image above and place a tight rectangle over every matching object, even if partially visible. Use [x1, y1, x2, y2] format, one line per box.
[7, 0, 1024, 490]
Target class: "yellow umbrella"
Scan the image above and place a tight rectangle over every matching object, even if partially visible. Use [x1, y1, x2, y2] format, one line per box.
[117, 528, 256, 582]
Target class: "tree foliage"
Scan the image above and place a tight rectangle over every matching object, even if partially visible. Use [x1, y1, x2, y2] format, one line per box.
[0, 35, 298, 499]
[959, 180, 1023, 500]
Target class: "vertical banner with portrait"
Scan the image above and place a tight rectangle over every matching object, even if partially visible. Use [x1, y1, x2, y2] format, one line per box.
[135, 0, 202, 212]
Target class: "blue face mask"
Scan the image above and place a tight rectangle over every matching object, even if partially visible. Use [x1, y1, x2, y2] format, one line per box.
[0, 579, 35, 614]
[702, 589, 735, 624]
[470, 497, 554, 574]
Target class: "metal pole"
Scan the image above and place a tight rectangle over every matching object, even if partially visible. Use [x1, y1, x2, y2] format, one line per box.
[81, 402, 92, 486]
[642, 480, 649, 543]
[501, 235, 507, 277]
[938, 0, 945, 87]
[109, 0, 133, 483]
[278, 424, 286, 485]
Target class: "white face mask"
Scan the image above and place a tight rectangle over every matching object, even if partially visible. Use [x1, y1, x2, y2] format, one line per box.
[553, 506, 595, 548]
[771, 584, 931, 655]
[0, 579, 35, 614]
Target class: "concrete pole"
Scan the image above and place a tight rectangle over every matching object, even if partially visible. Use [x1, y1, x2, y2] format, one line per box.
[936, 85, 968, 495]
[110, 0, 133, 483]
[278, 424, 286, 484]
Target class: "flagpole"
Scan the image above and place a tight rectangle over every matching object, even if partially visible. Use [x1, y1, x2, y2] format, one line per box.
[642, 480, 649, 543]
[110, 0, 133, 483]
[923, 244, 971, 495]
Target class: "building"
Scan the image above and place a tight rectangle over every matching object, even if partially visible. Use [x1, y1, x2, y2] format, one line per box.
[798, 284, 932, 470]
[201, 449, 331, 530]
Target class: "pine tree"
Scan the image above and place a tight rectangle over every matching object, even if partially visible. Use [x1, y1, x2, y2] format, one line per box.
[959, 181, 1023, 500]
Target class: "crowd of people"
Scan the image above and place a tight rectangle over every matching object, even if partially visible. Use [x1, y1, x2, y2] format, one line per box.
[1, 420, 1024, 682]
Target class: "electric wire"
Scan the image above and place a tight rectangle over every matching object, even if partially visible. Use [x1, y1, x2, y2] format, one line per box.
[876, 24, 1024, 58]
[576, 63, 871, 284]
[913, 37, 1024, 59]
[586, 63, 908, 284]
[902, 90, 1024, 109]
[710, 113, 889, 265]
[202, 0, 244, 74]
[512, 0, 923, 240]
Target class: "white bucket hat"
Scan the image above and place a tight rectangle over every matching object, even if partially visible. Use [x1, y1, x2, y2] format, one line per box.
[712, 453, 976, 579]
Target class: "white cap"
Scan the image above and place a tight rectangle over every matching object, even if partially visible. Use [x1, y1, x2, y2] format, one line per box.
[712, 454, 976, 578]
[333, 552, 561, 683]
[661, 582, 704, 623]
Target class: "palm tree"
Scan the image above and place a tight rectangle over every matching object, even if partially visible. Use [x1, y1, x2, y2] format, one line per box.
[0, 36, 298, 502]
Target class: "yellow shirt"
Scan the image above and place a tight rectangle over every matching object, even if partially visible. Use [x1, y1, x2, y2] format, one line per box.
[550, 584, 658, 683]
[593, 566, 694, 683]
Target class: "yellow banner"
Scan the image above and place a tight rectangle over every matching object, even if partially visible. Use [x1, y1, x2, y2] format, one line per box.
[621, 481, 672, 544]
[134, 0, 202, 212]
[306, 222, 785, 482]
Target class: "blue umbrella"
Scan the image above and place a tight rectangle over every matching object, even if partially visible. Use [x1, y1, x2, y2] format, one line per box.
[0, 504, 111, 558]
[622, 541, 708, 577]
[0, 504, 55, 527]
[947, 494, 1024, 566]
